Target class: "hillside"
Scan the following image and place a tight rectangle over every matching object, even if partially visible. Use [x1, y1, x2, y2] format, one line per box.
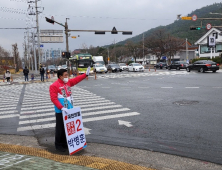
[117, 3, 222, 45]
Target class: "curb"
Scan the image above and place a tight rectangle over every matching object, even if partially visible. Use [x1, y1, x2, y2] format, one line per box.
[0, 143, 154, 170]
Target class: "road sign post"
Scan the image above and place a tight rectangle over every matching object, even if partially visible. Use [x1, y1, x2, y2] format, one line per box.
[192, 15, 198, 21]
[206, 23, 212, 30]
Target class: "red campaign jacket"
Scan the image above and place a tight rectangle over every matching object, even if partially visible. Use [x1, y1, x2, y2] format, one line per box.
[49, 74, 87, 113]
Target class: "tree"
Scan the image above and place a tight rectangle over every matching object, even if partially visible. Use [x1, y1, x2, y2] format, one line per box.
[165, 35, 184, 64]
[125, 41, 139, 62]
[144, 29, 168, 62]
[12, 43, 21, 72]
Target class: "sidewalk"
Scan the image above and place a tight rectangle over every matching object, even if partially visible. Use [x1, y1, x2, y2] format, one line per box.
[0, 136, 153, 170]
[1, 135, 222, 170]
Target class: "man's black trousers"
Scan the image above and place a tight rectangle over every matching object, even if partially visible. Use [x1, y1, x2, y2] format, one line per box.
[55, 113, 67, 148]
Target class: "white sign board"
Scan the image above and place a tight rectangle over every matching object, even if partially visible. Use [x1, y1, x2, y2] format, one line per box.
[208, 36, 216, 47]
[62, 107, 87, 155]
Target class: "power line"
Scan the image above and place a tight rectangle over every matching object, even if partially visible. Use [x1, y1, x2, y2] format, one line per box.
[0, 7, 172, 21]
[0, 28, 32, 29]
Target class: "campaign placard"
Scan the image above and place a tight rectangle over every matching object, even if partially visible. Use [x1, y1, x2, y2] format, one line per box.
[62, 107, 87, 155]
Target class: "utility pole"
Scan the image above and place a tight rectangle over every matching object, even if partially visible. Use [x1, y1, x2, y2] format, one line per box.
[35, 0, 41, 68]
[65, 18, 70, 74]
[143, 33, 144, 65]
[186, 38, 188, 63]
[32, 32, 37, 73]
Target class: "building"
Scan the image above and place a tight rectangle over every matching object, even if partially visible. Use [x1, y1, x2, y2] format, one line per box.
[43, 48, 62, 61]
[195, 28, 222, 59]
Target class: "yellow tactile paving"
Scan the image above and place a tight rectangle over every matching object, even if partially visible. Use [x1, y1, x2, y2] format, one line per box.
[0, 143, 155, 170]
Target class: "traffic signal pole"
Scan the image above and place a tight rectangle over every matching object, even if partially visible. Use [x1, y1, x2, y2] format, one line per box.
[65, 18, 71, 75]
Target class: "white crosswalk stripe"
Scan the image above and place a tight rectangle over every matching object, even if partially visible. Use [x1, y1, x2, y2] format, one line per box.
[17, 82, 140, 132]
[94, 70, 195, 79]
[0, 85, 23, 119]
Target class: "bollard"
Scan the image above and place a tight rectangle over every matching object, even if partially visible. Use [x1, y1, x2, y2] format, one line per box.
[95, 72, 97, 80]
[11, 76, 13, 82]
[3, 76, 4, 82]
[155, 68, 156, 72]
[149, 67, 150, 71]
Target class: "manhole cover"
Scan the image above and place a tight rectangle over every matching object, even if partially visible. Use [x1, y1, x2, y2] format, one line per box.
[173, 100, 199, 106]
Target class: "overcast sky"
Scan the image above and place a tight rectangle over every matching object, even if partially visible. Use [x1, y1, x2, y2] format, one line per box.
[1, 0, 222, 57]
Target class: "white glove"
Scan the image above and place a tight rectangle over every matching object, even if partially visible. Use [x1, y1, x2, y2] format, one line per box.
[61, 107, 69, 114]
[86, 66, 91, 76]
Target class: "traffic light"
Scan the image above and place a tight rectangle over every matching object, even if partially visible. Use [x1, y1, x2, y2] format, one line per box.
[45, 17, 54, 24]
[190, 26, 201, 30]
[62, 52, 71, 59]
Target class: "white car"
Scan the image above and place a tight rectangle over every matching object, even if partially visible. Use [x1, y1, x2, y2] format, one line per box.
[57, 65, 62, 71]
[128, 63, 144, 72]
[93, 64, 107, 73]
[118, 63, 128, 71]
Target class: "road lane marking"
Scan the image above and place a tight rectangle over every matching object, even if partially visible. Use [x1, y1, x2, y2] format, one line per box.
[21, 100, 111, 108]
[21, 102, 116, 110]
[83, 112, 140, 122]
[212, 87, 222, 89]
[0, 114, 19, 119]
[0, 111, 18, 115]
[19, 108, 131, 124]
[161, 87, 173, 89]
[0, 107, 17, 111]
[138, 87, 150, 89]
[185, 87, 199, 89]
[17, 112, 140, 131]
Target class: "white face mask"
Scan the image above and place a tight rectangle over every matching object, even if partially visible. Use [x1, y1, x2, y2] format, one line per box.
[63, 78, 68, 83]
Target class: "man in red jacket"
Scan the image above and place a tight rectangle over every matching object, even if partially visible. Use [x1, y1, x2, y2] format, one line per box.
[49, 67, 90, 152]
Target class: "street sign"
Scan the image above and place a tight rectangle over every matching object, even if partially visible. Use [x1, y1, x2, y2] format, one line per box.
[192, 15, 197, 21]
[181, 17, 192, 20]
[111, 27, 118, 34]
[40, 44, 44, 47]
[207, 36, 216, 47]
[206, 23, 212, 30]
[71, 36, 77, 38]
[62, 107, 87, 155]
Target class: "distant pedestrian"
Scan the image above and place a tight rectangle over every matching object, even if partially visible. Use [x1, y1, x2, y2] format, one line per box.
[23, 66, 29, 81]
[31, 74, 34, 81]
[5, 70, 11, 84]
[40, 65, 45, 82]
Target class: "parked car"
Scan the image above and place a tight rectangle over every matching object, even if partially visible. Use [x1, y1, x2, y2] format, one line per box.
[47, 65, 57, 73]
[61, 65, 67, 70]
[107, 64, 121, 72]
[168, 61, 189, 70]
[93, 64, 107, 73]
[186, 60, 219, 73]
[154, 62, 168, 69]
[118, 63, 128, 71]
[128, 63, 144, 72]
[57, 65, 62, 71]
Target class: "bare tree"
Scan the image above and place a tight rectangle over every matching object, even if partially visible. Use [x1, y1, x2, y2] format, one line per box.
[125, 41, 139, 62]
[12, 43, 21, 72]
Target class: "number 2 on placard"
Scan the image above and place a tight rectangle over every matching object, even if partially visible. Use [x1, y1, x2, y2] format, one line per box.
[76, 119, 82, 132]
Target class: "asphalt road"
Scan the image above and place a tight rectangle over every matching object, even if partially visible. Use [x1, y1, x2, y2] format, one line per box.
[1, 69, 222, 165]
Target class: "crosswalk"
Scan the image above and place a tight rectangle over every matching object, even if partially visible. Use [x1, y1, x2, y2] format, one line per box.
[17, 82, 140, 132]
[94, 70, 195, 79]
[0, 85, 23, 119]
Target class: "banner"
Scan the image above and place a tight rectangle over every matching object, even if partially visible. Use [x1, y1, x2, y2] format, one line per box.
[62, 107, 87, 155]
